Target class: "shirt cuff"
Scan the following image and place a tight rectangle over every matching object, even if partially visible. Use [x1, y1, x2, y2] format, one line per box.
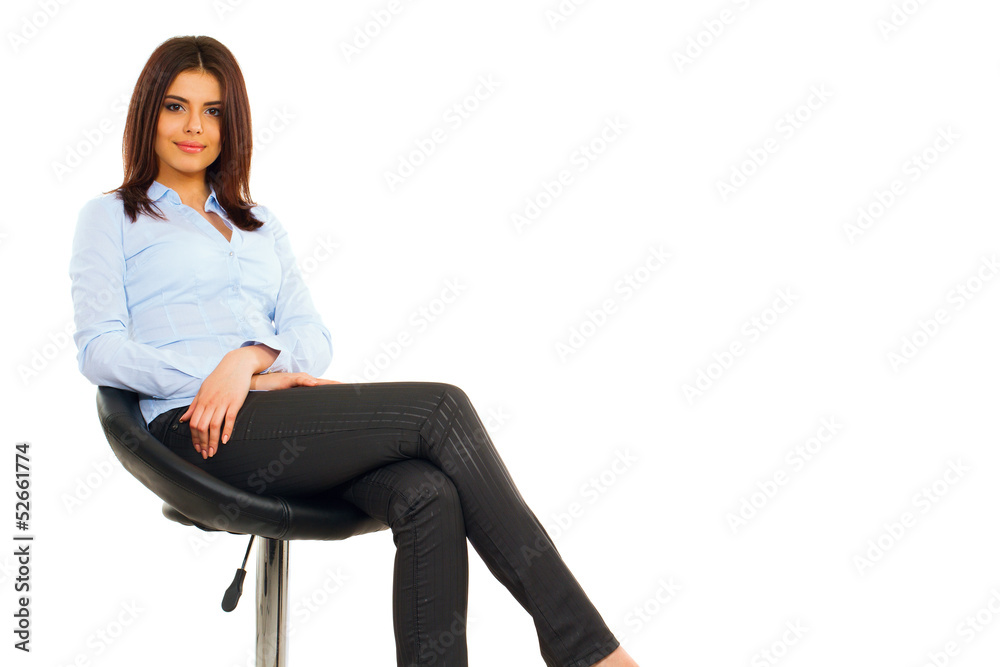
[240, 339, 287, 374]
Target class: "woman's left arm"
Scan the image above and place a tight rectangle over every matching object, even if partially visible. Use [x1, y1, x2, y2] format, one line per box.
[179, 343, 277, 456]
[240, 205, 333, 378]
[183, 207, 339, 457]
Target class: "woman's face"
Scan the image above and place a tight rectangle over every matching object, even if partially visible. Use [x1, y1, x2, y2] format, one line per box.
[154, 69, 224, 184]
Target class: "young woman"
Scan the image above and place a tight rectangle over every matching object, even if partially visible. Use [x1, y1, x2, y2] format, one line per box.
[69, 35, 640, 667]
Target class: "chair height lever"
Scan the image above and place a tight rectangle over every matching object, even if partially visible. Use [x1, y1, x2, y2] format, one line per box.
[222, 535, 255, 612]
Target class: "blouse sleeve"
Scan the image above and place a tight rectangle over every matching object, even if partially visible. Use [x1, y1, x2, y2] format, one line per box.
[240, 205, 333, 376]
[69, 196, 207, 398]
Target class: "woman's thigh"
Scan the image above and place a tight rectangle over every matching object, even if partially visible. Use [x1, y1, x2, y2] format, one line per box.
[149, 381, 457, 497]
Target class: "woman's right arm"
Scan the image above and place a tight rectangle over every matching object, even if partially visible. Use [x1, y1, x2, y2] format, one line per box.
[69, 197, 208, 399]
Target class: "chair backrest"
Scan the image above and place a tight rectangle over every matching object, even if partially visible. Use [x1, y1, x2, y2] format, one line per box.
[95, 386, 387, 541]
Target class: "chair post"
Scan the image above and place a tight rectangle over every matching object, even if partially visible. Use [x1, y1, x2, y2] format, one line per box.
[256, 538, 289, 667]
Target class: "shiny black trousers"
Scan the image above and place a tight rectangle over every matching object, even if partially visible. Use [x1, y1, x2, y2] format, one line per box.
[148, 381, 619, 667]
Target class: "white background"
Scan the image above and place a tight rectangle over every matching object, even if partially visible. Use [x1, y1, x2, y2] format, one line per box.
[3, 1, 1000, 665]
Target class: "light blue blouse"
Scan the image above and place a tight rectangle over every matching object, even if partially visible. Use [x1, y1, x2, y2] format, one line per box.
[69, 180, 332, 426]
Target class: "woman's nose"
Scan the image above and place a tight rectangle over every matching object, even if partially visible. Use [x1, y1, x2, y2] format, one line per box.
[185, 113, 202, 134]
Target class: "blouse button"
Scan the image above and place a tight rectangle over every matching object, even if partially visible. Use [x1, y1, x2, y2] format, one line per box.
[229, 251, 234, 257]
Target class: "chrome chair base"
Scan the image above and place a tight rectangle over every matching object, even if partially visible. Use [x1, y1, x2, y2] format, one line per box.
[256, 538, 289, 667]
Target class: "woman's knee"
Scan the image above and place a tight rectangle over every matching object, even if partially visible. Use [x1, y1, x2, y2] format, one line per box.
[439, 382, 470, 406]
[383, 460, 462, 525]
[406, 381, 469, 407]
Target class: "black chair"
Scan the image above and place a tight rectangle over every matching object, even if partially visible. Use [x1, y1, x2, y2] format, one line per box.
[95, 386, 388, 666]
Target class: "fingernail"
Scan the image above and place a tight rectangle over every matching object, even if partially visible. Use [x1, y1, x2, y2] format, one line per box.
[222, 434, 229, 444]
[209, 447, 215, 457]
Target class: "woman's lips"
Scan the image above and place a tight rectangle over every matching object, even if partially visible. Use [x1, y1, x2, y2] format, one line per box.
[176, 143, 205, 153]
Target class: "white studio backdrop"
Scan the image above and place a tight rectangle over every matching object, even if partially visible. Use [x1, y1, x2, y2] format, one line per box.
[2, 1, 999, 665]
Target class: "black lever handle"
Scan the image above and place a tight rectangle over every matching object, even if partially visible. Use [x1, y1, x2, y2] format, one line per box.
[222, 568, 247, 612]
[221, 535, 255, 612]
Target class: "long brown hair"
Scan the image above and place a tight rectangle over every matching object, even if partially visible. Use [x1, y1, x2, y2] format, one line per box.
[108, 35, 262, 231]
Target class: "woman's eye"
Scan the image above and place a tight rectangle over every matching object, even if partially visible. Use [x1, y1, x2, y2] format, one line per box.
[163, 103, 220, 116]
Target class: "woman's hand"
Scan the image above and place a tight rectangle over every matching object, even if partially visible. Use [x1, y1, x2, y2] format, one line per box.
[250, 372, 342, 391]
[179, 345, 278, 459]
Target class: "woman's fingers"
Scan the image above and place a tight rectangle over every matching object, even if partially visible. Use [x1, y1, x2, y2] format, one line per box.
[208, 416, 222, 457]
[200, 405, 224, 457]
[185, 401, 216, 458]
[182, 403, 203, 451]
[221, 405, 237, 446]
[180, 348, 254, 458]
[248, 372, 343, 391]
[182, 375, 334, 458]
[196, 397, 246, 456]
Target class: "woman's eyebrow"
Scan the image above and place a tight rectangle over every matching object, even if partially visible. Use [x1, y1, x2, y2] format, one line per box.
[164, 94, 223, 105]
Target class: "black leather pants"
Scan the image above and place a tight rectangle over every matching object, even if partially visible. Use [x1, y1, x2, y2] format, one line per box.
[149, 381, 620, 667]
